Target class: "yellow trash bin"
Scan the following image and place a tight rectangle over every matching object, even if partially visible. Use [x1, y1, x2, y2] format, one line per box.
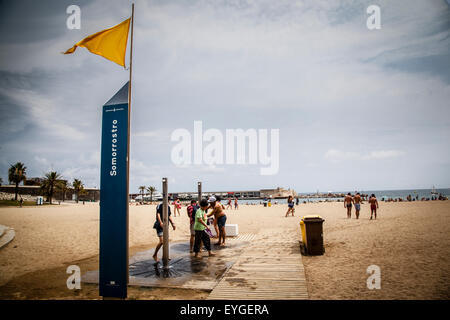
[300, 215, 324, 255]
[300, 220, 307, 246]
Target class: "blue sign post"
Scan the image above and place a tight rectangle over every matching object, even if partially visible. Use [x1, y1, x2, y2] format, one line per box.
[99, 82, 130, 298]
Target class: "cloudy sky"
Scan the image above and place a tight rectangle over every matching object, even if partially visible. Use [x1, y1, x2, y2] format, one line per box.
[0, 0, 449, 193]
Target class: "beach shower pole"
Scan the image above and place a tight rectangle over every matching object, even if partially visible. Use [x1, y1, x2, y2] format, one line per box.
[198, 182, 202, 202]
[162, 177, 169, 268]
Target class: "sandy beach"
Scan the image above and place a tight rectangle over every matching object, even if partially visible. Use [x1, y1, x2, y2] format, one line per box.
[0, 200, 449, 299]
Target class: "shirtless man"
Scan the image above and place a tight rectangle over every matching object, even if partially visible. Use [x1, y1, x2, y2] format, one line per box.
[369, 194, 379, 220]
[344, 193, 354, 219]
[354, 193, 362, 219]
[207, 196, 227, 246]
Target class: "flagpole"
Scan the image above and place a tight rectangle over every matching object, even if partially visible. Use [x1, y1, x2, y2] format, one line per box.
[125, 2, 134, 286]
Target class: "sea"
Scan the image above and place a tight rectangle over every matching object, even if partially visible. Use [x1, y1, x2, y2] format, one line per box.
[228, 188, 450, 205]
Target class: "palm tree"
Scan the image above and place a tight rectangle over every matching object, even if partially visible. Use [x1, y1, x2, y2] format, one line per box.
[8, 162, 27, 201]
[147, 186, 156, 203]
[41, 171, 62, 204]
[72, 179, 85, 203]
[138, 186, 146, 204]
[56, 180, 69, 202]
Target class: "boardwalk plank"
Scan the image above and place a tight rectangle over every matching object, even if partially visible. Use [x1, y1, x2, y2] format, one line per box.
[207, 241, 308, 300]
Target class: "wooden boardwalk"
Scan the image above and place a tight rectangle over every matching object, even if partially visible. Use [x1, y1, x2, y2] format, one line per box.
[207, 241, 309, 300]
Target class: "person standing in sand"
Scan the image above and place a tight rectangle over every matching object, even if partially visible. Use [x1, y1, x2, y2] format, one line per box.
[207, 196, 227, 246]
[194, 199, 215, 258]
[354, 193, 362, 219]
[173, 198, 181, 217]
[152, 202, 176, 262]
[369, 194, 379, 220]
[234, 197, 239, 210]
[344, 193, 354, 218]
[285, 195, 295, 217]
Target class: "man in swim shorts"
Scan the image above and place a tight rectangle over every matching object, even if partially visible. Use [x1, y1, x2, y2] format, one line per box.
[344, 193, 354, 219]
[207, 196, 227, 246]
[354, 192, 362, 219]
[369, 194, 379, 220]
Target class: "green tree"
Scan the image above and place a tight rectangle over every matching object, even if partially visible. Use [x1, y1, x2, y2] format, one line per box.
[138, 186, 146, 204]
[72, 179, 85, 203]
[8, 162, 27, 201]
[41, 171, 62, 204]
[56, 180, 69, 202]
[147, 186, 156, 203]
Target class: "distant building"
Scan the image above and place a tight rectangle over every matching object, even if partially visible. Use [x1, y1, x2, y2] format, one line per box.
[260, 187, 297, 198]
[24, 177, 44, 186]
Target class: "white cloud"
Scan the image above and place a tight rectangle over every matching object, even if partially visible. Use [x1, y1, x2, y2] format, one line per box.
[362, 150, 406, 160]
[325, 149, 405, 163]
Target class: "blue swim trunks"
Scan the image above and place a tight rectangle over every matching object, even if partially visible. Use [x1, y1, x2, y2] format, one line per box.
[355, 203, 361, 211]
[217, 215, 227, 228]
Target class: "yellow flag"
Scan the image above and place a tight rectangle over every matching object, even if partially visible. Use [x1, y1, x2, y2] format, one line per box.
[64, 18, 131, 67]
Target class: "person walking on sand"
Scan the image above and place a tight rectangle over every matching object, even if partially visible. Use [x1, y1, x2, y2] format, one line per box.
[207, 196, 227, 246]
[152, 202, 176, 262]
[187, 200, 199, 253]
[344, 193, 354, 218]
[173, 198, 181, 217]
[226, 197, 232, 210]
[234, 197, 239, 210]
[354, 193, 362, 219]
[19, 196, 23, 208]
[369, 194, 379, 220]
[285, 195, 295, 217]
[194, 199, 215, 258]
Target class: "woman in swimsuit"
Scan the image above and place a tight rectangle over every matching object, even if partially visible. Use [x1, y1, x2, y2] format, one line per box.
[369, 194, 379, 220]
[173, 198, 181, 217]
[285, 195, 295, 217]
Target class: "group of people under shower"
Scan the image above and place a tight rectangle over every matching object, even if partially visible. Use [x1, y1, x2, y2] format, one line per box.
[151, 192, 381, 262]
[152, 195, 227, 262]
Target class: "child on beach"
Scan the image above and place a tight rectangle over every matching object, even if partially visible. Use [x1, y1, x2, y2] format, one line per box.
[152, 202, 176, 262]
[285, 195, 295, 217]
[186, 200, 198, 253]
[369, 194, 379, 220]
[194, 199, 215, 258]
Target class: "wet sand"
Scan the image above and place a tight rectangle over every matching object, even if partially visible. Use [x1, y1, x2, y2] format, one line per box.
[0, 200, 448, 299]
